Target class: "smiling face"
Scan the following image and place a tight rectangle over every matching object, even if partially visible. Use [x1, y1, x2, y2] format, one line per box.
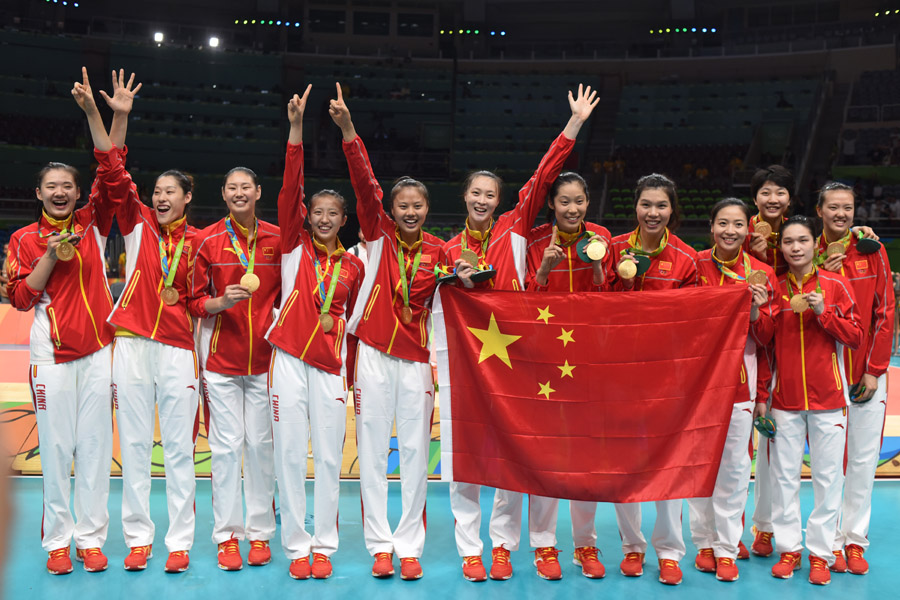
[635, 188, 672, 235]
[755, 180, 791, 222]
[36, 168, 80, 220]
[391, 187, 428, 240]
[222, 171, 260, 224]
[550, 181, 588, 234]
[464, 175, 501, 230]
[780, 222, 816, 272]
[711, 205, 749, 258]
[816, 189, 854, 237]
[309, 193, 347, 246]
[152, 175, 192, 226]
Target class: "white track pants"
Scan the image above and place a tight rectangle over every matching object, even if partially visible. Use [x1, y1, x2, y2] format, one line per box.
[32, 346, 112, 551]
[202, 370, 275, 545]
[614, 500, 686, 561]
[752, 403, 774, 533]
[836, 374, 887, 551]
[571, 501, 599, 548]
[452, 487, 557, 555]
[113, 337, 199, 552]
[489, 488, 523, 551]
[770, 407, 846, 565]
[269, 348, 347, 558]
[687, 400, 754, 558]
[355, 342, 433, 558]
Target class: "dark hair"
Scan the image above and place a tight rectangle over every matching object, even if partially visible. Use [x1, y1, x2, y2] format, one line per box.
[816, 181, 855, 208]
[634, 173, 681, 230]
[390, 176, 429, 206]
[750, 165, 794, 200]
[545, 172, 589, 222]
[222, 166, 259, 188]
[462, 170, 503, 202]
[709, 197, 752, 223]
[309, 189, 348, 214]
[37, 162, 80, 189]
[156, 169, 194, 195]
[780, 214, 817, 239]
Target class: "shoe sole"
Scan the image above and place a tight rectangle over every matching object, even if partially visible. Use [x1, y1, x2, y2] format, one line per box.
[400, 573, 423, 580]
[83, 564, 108, 572]
[463, 575, 487, 582]
[809, 578, 831, 585]
[372, 571, 394, 578]
[658, 577, 682, 585]
[165, 566, 189, 573]
[47, 567, 74, 575]
[716, 573, 739, 582]
[752, 549, 773, 557]
[489, 571, 512, 580]
[694, 563, 716, 573]
[311, 571, 333, 579]
[848, 568, 869, 575]
[289, 572, 311, 580]
[248, 559, 272, 566]
[217, 564, 243, 571]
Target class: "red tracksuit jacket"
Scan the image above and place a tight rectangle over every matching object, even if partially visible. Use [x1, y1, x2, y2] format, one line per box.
[606, 229, 698, 291]
[525, 222, 612, 292]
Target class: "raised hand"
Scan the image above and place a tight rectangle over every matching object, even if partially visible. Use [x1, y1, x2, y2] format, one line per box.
[71, 67, 99, 115]
[99, 69, 142, 114]
[287, 84, 312, 125]
[328, 82, 354, 136]
[568, 83, 600, 122]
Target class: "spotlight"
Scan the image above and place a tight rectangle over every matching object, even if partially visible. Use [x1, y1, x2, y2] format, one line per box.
[665, 28, 670, 32]
[702, 27, 707, 32]
[490, 30, 495, 35]
[500, 30, 506, 36]
[251, 19, 256, 24]
[276, 20, 281, 25]
[234, 19, 239, 24]
[692, 27, 697, 32]
[458, 29, 463, 34]
[209, 37, 220, 47]
[466, 29, 471, 34]
[243, 20, 248, 25]
[295, 22, 300, 27]
[440, 29, 444, 34]
[711, 27, 717, 32]
[153, 32, 164, 43]
[268, 20, 274, 25]
[474, 29, 479, 34]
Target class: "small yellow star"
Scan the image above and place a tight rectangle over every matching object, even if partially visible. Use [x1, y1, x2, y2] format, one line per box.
[536, 306, 554, 324]
[557, 328, 575, 347]
[538, 381, 555, 399]
[558, 360, 576, 378]
[467, 313, 522, 368]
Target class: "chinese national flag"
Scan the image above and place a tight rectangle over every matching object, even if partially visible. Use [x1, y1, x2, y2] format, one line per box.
[433, 285, 750, 503]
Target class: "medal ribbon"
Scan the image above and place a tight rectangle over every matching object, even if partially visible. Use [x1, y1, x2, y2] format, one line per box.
[786, 269, 823, 299]
[621, 227, 668, 258]
[555, 224, 587, 249]
[462, 218, 493, 268]
[313, 251, 343, 317]
[224, 216, 257, 275]
[38, 211, 73, 238]
[814, 229, 852, 266]
[711, 247, 752, 282]
[397, 242, 423, 310]
[158, 223, 186, 289]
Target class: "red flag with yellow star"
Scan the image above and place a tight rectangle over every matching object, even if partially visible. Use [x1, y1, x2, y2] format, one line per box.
[433, 285, 750, 502]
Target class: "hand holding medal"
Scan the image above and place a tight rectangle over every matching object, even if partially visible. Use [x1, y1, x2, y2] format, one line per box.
[54, 234, 81, 262]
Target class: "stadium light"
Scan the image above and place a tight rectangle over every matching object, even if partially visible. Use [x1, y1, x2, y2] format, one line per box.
[209, 37, 220, 48]
[490, 30, 496, 35]
[702, 27, 707, 32]
[474, 29, 479, 34]
[276, 20, 281, 25]
[500, 31, 506, 36]
[466, 29, 471, 34]
[153, 32, 164, 43]
[294, 22, 300, 27]
[711, 27, 717, 32]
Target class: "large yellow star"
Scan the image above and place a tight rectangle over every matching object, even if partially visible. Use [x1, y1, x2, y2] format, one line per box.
[558, 360, 576, 378]
[538, 381, 555, 399]
[557, 328, 575, 347]
[536, 306, 554, 324]
[467, 313, 521, 368]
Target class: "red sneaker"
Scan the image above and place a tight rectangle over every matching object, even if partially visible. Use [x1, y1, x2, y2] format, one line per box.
[372, 552, 394, 578]
[248, 540, 271, 566]
[400, 557, 423, 580]
[533, 547, 562, 580]
[311, 553, 332, 579]
[573, 546, 605, 579]
[716, 557, 739, 582]
[619, 552, 645, 577]
[830, 549, 847, 573]
[771, 551, 802, 578]
[461, 556, 487, 582]
[124, 545, 152, 571]
[737, 541, 750, 560]
[809, 555, 831, 585]
[165, 550, 190, 573]
[217, 538, 242, 571]
[751, 526, 774, 557]
[845, 544, 869, 575]
[76, 547, 108, 572]
[47, 547, 73, 575]
[694, 547, 716, 573]
[489, 547, 513, 580]
[289, 556, 310, 580]
[658, 559, 683, 585]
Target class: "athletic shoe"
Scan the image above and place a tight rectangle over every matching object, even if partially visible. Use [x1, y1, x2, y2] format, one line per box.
[694, 548, 716, 573]
[124, 545, 152, 571]
[217, 538, 242, 571]
[76, 547, 108, 572]
[809, 555, 831, 585]
[400, 557, 423, 580]
[751, 526, 774, 557]
[658, 559, 682, 585]
[573, 546, 605, 578]
[47, 547, 73, 575]
[289, 556, 310, 580]
[489, 547, 513, 580]
[619, 552, 645, 577]
[311, 553, 332, 579]
[716, 557, 739, 582]
[771, 552, 802, 578]
[830, 549, 847, 573]
[461, 556, 487, 582]
[372, 552, 394, 578]
[533, 547, 562, 580]
[845, 544, 869, 575]
[737, 541, 750, 560]
[248, 540, 271, 566]
[165, 550, 190, 573]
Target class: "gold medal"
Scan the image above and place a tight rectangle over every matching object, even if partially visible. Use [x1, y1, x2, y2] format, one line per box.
[618, 260, 637, 280]
[460, 249, 480, 267]
[240, 273, 260, 293]
[400, 306, 413, 324]
[319, 313, 334, 333]
[755, 221, 772, 238]
[160, 286, 180, 306]
[789, 294, 809, 313]
[55, 241, 75, 261]
[586, 239, 607, 261]
[826, 242, 845, 257]
[747, 270, 768, 286]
